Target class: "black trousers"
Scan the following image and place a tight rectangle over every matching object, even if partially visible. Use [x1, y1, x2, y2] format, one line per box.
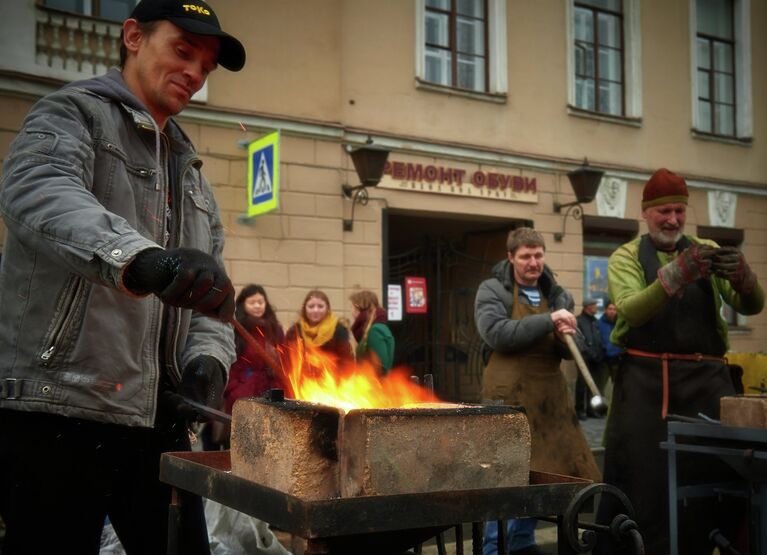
[0, 407, 209, 555]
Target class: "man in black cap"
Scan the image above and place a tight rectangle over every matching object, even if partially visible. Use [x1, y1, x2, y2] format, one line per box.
[0, 1, 245, 553]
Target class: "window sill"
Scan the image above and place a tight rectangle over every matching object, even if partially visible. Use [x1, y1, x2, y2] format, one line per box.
[567, 105, 642, 127]
[691, 129, 753, 147]
[728, 325, 752, 335]
[415, 78, 507, 104]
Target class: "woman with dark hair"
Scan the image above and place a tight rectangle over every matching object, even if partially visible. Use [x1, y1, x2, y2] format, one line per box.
[203, 285, 285, 449]
[225, 285, 285, 411]
[285, 289, 353, 364]
[349, 290, 395, 374]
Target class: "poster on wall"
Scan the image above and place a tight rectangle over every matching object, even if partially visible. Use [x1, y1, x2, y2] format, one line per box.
[583, 255, 609, 313]
[387, 284, 403, 321]
[247, 130, 280, 217]
[405, 276, 428, 314]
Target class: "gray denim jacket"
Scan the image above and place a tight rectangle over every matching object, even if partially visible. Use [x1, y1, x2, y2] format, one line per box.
[0, 69, 235, 427]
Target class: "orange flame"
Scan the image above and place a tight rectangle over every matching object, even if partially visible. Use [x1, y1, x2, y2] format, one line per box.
[281, 339, 439, 412]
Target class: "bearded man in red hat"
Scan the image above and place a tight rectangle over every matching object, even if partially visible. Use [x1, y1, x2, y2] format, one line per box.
[596, 168, 764, 554]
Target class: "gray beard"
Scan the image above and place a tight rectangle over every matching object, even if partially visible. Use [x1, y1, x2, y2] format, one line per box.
[649, 229, 682, 250]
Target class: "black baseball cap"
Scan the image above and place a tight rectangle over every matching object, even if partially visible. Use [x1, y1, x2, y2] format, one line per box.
[131, 0, 245, 71]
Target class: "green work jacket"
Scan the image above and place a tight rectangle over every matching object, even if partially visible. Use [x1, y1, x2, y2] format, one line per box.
[608, 234, 764, 350]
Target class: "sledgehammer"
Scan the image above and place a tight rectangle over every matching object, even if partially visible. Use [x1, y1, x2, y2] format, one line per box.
[563, 333, 609, 417]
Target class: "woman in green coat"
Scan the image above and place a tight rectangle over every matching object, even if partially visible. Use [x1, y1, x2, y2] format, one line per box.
[349, 290, 395, 374]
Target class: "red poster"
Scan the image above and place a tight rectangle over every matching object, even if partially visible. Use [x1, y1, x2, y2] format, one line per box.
[405, 276, 428, 314]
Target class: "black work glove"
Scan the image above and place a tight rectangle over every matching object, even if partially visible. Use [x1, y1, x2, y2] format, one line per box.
[181, 355, 225, 409]
[657, 244, 716, 296]
[124, 247, 235, 321]
[712, 246, 757, 294]
[164, 355, 226, 421]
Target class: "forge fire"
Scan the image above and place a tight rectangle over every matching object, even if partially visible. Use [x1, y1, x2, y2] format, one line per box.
[230, 342, 531, 500]
[279, 338, 439, 411]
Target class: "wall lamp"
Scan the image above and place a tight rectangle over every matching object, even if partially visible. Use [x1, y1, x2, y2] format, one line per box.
[553, 158, 604, 241]
[341, 139, 390, 231]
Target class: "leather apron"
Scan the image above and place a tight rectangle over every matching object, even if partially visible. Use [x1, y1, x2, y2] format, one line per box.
[481, 284, 600, 482]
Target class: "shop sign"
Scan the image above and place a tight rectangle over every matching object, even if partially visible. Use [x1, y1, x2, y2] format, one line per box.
[387, 284, 403, 321]
[405, 276, 428, 314]
[378, 160, 537, 203]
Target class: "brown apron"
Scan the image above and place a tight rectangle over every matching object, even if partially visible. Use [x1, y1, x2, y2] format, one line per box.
[481, 284, 600, 482]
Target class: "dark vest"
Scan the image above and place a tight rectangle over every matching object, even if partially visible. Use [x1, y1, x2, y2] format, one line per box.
[625, 235, 726, 356]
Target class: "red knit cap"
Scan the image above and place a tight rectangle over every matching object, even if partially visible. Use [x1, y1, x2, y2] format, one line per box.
[642, 168, 689, 209]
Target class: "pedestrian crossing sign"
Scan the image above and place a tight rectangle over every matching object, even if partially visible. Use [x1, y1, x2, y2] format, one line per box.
[247, 130, 280, 217]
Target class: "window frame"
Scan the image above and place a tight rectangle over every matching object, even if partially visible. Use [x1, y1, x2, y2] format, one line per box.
[415, 0, 508, 100]
[573, 0, 625, 116]
[695, 0, 736, 136]
[424, 0, 489, 92]
[566, 0, 642, 123]
[690, 0, 752, 141]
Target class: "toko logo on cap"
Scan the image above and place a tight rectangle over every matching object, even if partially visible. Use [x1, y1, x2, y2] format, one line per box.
[182, 4, 211, 16]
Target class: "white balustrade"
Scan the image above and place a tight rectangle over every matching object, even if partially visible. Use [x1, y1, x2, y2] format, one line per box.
[35, 7, 121, 76]
[2, 4, 206, 102]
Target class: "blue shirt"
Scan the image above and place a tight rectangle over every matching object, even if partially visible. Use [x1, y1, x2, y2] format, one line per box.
[519, 285, 541, 307]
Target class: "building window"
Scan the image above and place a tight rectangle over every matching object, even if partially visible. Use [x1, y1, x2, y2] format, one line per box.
[695, 0, 734, 135]
[573, 0, 624, 115]
[44, 0, 135, 22]
[415, 0, 507, 97]
[567, 0, 641, 120]
[691, 0, 752, 140]
[424, 0, 488, 92]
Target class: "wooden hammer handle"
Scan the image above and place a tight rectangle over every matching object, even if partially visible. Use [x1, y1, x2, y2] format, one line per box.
[563, 333, 601, 398]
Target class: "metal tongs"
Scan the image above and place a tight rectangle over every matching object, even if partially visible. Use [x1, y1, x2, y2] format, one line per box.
[178, 317, 284, 424]
[182, 396, 232, 423]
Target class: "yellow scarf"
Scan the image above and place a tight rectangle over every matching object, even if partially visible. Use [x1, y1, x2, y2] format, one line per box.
[297, 313, 338, 348]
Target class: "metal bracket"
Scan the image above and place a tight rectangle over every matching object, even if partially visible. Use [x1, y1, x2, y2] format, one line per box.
[341, 185, 370, 231]
[553, 202, 584, 242]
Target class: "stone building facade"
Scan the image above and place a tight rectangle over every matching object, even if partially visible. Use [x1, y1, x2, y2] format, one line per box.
[1, 0, 765, 401]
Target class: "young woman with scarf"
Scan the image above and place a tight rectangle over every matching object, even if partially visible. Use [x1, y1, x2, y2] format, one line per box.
[286, 289, 354, 364]
[349, 290, 395, 374]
